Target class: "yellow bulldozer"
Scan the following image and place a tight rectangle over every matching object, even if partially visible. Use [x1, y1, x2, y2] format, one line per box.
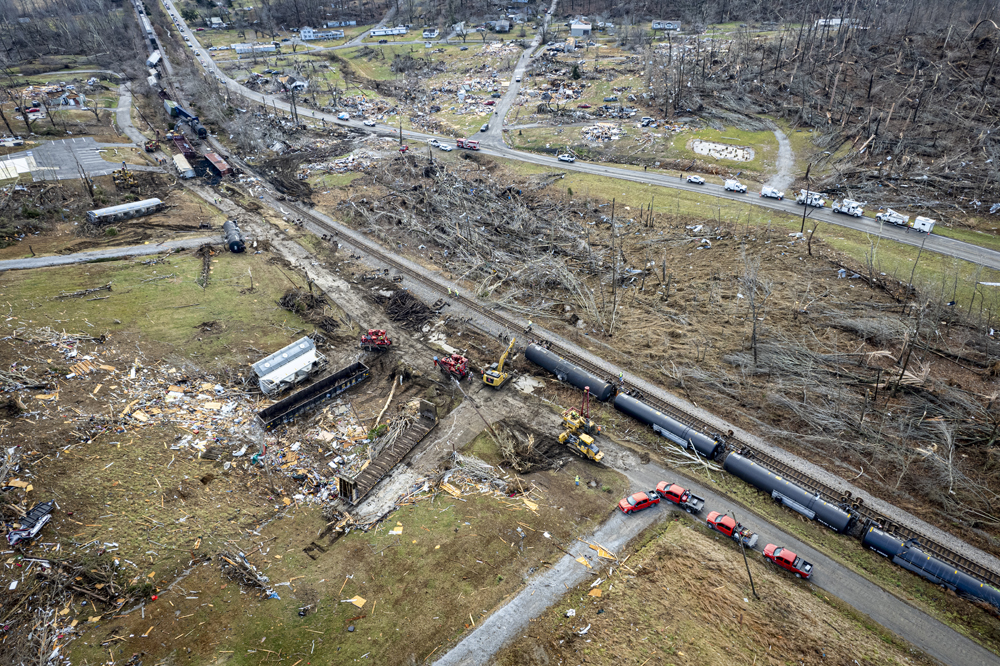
[559, 430, 604, 462]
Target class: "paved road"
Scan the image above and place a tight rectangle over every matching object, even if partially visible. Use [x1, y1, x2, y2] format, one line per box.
[480, 0, 558, 148]
[436, 445, 998, 666]
[0, 236, 216, 271]
[159, 0, 1000, 274]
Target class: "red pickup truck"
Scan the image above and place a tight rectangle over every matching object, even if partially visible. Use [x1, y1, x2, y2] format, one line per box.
[763, 544, 813, 578]
[655, 481, 705, 514]
[618, 491, 660, 515]
[706, 511, 758, 548]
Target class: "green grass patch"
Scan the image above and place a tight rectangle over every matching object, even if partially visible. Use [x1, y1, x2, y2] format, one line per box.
[0, 250, 319, 368]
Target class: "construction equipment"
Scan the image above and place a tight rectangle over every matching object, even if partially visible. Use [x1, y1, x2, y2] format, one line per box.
[144, 137, 160, 152]
[832, 199, 864, 217]
[559, 430, 604, 462]
[482, 337, 515, 388]
[112, 165, 137, 188]
[360, 329, 392, 351]
[795, 189, 825, 208]
[561, 386, 599, 435]
[434, 353, 469, 380]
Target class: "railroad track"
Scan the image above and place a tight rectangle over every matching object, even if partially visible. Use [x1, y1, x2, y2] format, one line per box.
[280, 183, 1000, 591]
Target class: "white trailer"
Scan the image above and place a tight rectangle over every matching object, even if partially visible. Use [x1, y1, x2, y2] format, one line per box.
[760, 186, 784, 200]
[796, 189, 825, 208]
[832, 199, 864, 217]
[724, 179, 747, 193]
[876, 208, 909, 227]
[912, 216, 935, 233]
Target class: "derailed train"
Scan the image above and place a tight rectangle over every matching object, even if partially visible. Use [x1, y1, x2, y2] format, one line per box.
[525, 343, 1000, 611]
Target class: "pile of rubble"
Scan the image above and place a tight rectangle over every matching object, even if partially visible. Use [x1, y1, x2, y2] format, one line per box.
[581, 123, 624, 142]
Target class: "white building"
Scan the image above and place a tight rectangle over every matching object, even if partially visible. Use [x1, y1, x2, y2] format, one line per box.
[326, 20, 357, 27]
[422, 28, 439, 38]
[815, 17, 861, 28]
[300, 26, 343, 40]
[651, 20, 681, 31]
[371, 26, 408, 36]
[570, 21, 591, 37]
[209, 17, 225, 29]
[232, 42, 277, 54]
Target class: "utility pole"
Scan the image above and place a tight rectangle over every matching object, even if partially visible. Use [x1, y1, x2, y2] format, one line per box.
[799, 163, 811, 233]
[732, 511, 759, 599]
[398, 113, 403, 146]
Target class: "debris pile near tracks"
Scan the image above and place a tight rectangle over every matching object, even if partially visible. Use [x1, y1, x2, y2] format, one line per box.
[371, 289, 435, 329]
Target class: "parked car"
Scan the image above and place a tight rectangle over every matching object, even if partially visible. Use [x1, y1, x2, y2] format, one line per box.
[578, 103, 591, 109]
[604, 95, 618, 102]
[618, 491, 660, 514]
[686, 175, 706, 185]
[484, 100, 495, 106]
[438, 144, 453, 151]
[491, 92, 501, 98]
[515, 76, 521, 82]
[460, 46, 468, 50]
[763, 544, 813, 578]
[378, 39, 388, 44]
[557, 154, 575, 163]
[480, 123, 489, 132]
[363, 119, 376, 127]
[428, 138, 440, 146]
[337, 112, 350, 120]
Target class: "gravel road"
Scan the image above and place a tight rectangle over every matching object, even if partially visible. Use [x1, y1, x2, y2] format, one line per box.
[436, 441, 998, 666]
[770, 127, 795, 192]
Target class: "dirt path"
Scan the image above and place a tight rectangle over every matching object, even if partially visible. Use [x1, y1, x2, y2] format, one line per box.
[435, 441, 1000, 666]
[770, 127, 794, 191]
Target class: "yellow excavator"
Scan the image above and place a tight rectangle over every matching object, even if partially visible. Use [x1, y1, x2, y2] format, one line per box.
[482, 337, 516, 388]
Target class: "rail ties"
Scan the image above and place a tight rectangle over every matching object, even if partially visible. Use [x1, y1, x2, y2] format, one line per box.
[286, 202, 1000, 585]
